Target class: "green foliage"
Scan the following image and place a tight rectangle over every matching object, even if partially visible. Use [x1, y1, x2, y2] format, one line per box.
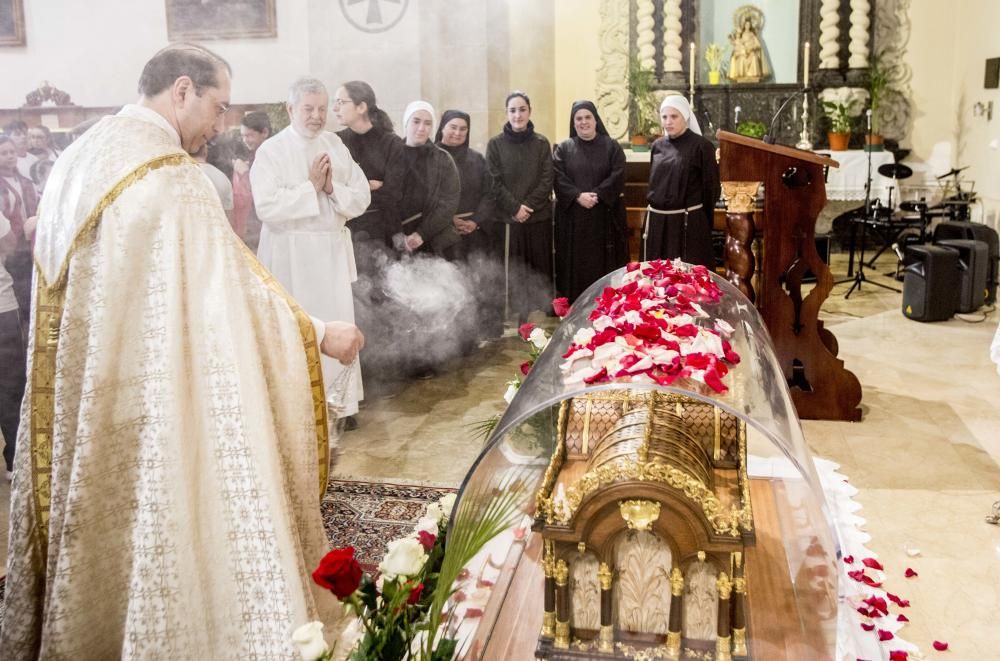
[821, 101, 855, 134]
[465, 414, 500, 444]
[628, 56, 660, 138]
[704, 43, 724, 73]
[735, 121, 766, 139]
[866, 55, 891, 134]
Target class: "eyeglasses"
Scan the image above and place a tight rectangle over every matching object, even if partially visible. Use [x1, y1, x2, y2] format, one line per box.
[332, 98, 354, 107]
[215, 102, 231, 117]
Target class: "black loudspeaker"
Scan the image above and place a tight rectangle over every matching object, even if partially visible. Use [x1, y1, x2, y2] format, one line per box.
[902, 244, 960, 321]
[933, 221, 999, 304]
[936, 239, 988, 312]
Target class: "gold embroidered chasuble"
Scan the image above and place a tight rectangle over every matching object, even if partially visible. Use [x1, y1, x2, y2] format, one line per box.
[1, 107, 339, 659]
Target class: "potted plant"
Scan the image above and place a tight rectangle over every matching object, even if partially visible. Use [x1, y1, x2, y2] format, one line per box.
[705, 43, 724, 85]
[819, 87, 867, 151]
[865, 54, 890, 151]
[735, 120, 767, 139]
[628, 56, 660, 150]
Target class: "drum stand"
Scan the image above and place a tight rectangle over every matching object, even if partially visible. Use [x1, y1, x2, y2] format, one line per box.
[843, 116, 900, 299]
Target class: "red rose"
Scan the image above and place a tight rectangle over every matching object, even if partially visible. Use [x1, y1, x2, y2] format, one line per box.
[520, 361, 532, 376]
[407, 582, 425, 605]
[312, 546, 363, 600]
[416, 529, 437, 552]
[552, 297, 570, 317]
[518, 322, 536, 341]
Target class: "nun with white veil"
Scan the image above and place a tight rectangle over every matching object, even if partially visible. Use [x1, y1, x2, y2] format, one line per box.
[643, 95, 721, 267]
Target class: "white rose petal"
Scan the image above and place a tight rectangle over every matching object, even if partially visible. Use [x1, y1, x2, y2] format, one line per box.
[379, 537, 428, 579]
[714, 319, 735, 335]
[503, 383, 519, 404]
[528, 327, 549, 349]
[623, 309, 643, 326]
[424, 502, 444, 522]
[414, 515, 440, 535]
[593, 342, 625, 363]
[592, 316, 615, 332]
[291, 621, 329, 661]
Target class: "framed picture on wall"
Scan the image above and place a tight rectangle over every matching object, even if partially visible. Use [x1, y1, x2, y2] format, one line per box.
[0, 0, 26, 46]
[165, 0, 277, 41]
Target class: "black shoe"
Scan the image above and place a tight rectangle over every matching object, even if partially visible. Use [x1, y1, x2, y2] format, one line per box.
[343, 415, 358, 431]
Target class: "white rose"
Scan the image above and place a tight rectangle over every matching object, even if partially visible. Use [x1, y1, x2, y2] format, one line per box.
[291, 621, 329, 661]
[414, 515, 440, 535]
[438, 493, 457, 518]
[379, 537, 428, 580]
[528, 327, 548, 349]
[503, 382, 519, 404]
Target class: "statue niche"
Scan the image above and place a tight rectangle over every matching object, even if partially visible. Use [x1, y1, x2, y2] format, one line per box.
[728, 6, 770, 83]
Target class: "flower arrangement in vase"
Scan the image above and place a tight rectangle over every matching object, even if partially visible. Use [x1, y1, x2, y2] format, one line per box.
[705, 43, 724, 85]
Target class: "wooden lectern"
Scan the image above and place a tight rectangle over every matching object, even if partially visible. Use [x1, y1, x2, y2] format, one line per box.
[718, 130, 862, 421]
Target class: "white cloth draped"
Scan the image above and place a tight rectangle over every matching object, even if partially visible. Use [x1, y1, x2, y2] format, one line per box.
[2, 107, 340, 659]
[252, 127, 370, 416]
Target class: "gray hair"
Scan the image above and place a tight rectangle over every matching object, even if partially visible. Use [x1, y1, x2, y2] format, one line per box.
[288, 76, 328, 106]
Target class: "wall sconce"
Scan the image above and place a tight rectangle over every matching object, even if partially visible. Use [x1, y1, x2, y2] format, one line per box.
[973, 101, 994, 121]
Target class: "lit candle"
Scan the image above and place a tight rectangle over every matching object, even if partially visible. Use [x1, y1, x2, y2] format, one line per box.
[803, 42, 810, 87]
[689, 42, 696, 91]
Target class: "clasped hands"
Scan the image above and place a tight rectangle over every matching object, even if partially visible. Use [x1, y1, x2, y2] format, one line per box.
[453, 216, 478, 235]
[309, 153, 335, 196]
[576, 192, 599, 209]
[513, 204, 533, 223]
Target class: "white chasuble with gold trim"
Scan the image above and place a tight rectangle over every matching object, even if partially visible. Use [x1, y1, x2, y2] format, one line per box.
[1, 106, 339, 659]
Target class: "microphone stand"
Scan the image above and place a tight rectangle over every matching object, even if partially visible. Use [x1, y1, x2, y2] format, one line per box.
[844, 109, 900, 299]
[763, 87, 810, 145]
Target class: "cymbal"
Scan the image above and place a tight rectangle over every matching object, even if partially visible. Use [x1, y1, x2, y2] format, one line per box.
[936, 165, 969, 179]
[877, 162, 913, 180]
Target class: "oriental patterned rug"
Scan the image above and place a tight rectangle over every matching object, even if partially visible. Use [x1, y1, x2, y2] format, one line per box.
[0, 480, 454, 629]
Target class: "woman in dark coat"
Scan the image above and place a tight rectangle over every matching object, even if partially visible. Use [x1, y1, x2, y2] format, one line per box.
[334, 81, 406, 261]
[553, 100, 628, 302]
[486, 91, 554, 322]
[435, 109, 503, 340]
[644, 95, 721, 268]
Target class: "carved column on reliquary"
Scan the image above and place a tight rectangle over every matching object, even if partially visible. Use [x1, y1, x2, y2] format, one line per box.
[721, 181, 761, 303]
[731, 553, 748, 657]
[554, 559, 571, 649]
[716, 572, 733, 661]
[598, 562, 614, 653]
[666, 566, 684, 656]
[542, 539, 556, 638]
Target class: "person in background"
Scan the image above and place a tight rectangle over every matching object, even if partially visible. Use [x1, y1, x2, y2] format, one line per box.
[553, 100, 628, 303]
[3, 121, 37, 179]
[252, 76, 371, 430]
[194, 142, 234, 223]
[27, 125, 60, 161]
[0, 134, 37, 339]
[434, 109, 502, 343]
[232, 110, 271, 247]
[485, 91, 554, 324]
[643, 95, 720, 267]
[0, 207, 25, 482]
[334, 80, 406, 269]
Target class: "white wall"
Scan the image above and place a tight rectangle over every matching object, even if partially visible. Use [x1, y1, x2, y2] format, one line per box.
[1, 0, 310, 107]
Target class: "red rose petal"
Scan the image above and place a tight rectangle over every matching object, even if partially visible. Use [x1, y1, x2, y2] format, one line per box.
[878, 629, 894, 642]
[889, 652, 908, 661]
[932, 641, 948, 651]
[887, 593, 910, 608]
[904, 567, 918, 578]
[897, 614, 909, 622]
[520, 361, 532, 376]
[518, 322, 535, 341]
[416, 530, 437, 552]
[552, 297, 570, 317]
[844, 555, 855, 564]
[861, 622, 875, 631]
[862, 557, 884, 571]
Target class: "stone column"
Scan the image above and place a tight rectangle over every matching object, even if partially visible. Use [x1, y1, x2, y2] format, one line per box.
[666, 566, 684, 656]
[598, 562, 614, 653]
[721, 182, 762, 303]
[716, 572, 733, 661]
[662, 0, 683, 77]
[848, 0, 871, 68]
[554, 559, 571, 649]
[818, 0, 842, 69]
[636, 0, 656, 71]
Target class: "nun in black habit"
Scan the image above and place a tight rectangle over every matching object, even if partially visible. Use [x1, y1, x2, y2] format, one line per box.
[644, 94, 721, 268]
[553, 100, 628, 302]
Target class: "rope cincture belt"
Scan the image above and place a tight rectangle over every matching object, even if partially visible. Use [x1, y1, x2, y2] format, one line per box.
[642, 203, 704, 257]
[401, 212, 423, 227]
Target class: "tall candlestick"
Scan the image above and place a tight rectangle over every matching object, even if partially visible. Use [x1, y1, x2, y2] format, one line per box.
[689, 42, 696, 90]
[803, 42, 810, 87]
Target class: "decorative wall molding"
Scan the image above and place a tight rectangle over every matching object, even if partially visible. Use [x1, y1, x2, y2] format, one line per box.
[818, 0, 841, 69]
[873, 0, 913, 142]
[596, 0, 631, 141]
[848, 0, 871, 68]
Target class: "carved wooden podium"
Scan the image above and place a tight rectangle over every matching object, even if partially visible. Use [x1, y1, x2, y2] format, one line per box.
[717, 130, 861, 421]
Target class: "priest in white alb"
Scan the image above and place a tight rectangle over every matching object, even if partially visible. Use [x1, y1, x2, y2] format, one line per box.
[1, 44, 363, 659]
[252, 77, 370, 426]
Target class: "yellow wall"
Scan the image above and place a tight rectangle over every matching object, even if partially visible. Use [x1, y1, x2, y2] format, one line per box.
[554, 0, 603, 143]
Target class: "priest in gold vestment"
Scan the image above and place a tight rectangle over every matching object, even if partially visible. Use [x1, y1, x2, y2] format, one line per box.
[0, 45, 362, 659]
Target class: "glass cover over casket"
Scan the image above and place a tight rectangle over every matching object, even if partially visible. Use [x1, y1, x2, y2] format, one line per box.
[454, 264, 840, 659]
